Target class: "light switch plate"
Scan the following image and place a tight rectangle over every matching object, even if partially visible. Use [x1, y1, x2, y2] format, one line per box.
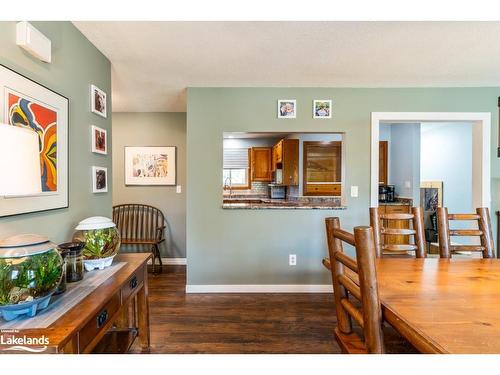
[176, 185, 182, 194]
[350, 186, 359, 197]
[404, 181, 411, 189]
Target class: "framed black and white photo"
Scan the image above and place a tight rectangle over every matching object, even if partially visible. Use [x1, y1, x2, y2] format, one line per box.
[313, 100, 332, 119]
[277, 99, 296, 119]
[92, 166, 108, 193]
[91, 84, 107, 118]
[91, 125, 107, 155]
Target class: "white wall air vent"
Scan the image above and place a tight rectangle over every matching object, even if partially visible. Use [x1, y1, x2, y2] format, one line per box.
[16, 21, 52, 63]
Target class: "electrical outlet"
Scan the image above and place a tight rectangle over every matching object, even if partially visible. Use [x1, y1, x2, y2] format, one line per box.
[351, 186, 358, 197]
[289, 254, 297, 266]
[176, 185, 182, 194]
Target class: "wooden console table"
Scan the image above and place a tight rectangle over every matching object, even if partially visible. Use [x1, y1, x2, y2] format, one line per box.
[0, 253, 151, 354]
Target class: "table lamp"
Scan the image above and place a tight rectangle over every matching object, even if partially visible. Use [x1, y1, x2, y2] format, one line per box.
[0, 123, 42, 197]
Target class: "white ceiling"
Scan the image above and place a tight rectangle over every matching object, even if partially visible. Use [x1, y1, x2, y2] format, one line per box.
[73, 21, 500, 113]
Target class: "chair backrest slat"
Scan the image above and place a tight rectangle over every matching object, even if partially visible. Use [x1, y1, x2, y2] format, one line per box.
[370, 206, 426, 258]
[112, 204, 165, 242]
[324, 217, 384, 354]
[437, 207, 494, 258]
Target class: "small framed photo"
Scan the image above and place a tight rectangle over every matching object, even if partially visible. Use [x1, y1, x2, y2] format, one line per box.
[277, 99, 296, 119]
[91, 84, 107, 118]
[92, 166, 108, 193]
[91, 125, 107, 155]
[313, 100, 332, 119]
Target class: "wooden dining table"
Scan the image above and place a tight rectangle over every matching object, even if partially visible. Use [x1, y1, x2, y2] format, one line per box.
[376, 257, 500, 354]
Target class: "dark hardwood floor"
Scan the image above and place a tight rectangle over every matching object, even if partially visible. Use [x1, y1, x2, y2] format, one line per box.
[130, 265, 340, 353]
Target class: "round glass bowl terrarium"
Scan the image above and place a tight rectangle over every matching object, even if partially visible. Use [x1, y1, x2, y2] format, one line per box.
[0, 234, 63, 321]
[73, 217, 121, 271]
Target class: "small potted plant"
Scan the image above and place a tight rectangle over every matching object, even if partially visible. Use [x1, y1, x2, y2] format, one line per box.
[73, 217, 121, 271]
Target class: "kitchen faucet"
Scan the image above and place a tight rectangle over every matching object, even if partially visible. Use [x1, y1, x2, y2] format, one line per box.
[224, 176, 233, 199]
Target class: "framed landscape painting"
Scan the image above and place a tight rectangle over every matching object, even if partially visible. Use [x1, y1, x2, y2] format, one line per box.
[125, 146, 176, 186]
[0, 64, 69, 217]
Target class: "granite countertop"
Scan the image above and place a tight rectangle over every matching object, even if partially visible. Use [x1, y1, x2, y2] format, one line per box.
[222, 197, 345, 210]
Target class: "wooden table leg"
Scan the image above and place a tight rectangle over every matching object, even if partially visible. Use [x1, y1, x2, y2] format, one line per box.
[137, 266, 150, 352]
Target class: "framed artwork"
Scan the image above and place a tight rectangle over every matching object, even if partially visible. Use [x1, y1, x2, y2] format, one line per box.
[420, 181, 443, 212]
[92, 166, 108, 193]
[125, 146, 176, 186]
[313, 100, 332, 119]
[91, 125, 107, 155]
[277, 99, 296, 119]
[0, 64, 69, 217]
[90, 84, 107, 118]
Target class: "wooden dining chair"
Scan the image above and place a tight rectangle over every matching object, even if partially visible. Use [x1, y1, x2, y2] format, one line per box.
[322, 217, 384, 353]
[436, 207, 494, 259]
[369, 207, 426, 258]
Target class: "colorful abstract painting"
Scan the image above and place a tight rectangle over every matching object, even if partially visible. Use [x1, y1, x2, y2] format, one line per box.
[132, 154, 169, 178]
[7, 93, 57, 192]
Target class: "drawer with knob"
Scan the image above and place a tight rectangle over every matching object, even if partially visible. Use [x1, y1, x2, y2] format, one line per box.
[121, 265, 145, 303]
[79, 292, 121, 352]
[305, 183, 341, 196]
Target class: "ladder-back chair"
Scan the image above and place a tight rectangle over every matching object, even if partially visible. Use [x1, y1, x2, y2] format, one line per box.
[322, 217, 384, 353]
[369, 207, 426, 258]
[436, 207, 494, 259]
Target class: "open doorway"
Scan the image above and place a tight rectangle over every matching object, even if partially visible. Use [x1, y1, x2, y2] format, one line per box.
[371, 112, 491, 256]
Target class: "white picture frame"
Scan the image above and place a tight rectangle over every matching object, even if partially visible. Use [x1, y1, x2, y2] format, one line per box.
[0, 64, 69, 217]
[91, 84, 107, 118]
[91, 125, 107, 155]
[92, 166, 108, 193]
[313, 99, 332, 119]
[125, 146, 177, 186]
[277, 99, 296, 119]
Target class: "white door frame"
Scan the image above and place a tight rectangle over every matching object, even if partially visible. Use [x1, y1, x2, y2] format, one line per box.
[370, 112, 491, 209]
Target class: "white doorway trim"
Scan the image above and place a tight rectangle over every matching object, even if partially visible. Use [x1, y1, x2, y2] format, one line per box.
[370, 112, 491, 208]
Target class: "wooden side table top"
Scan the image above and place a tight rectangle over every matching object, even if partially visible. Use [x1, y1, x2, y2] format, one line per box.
[0, 253, 151, 354]
[377, 258, 500, 353]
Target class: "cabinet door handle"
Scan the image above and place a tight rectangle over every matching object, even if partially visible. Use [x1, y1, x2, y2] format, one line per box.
[129, 276, 138, 290]
[97, 309, 108, 329]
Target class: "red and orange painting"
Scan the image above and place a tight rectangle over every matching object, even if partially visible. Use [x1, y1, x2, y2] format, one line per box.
[7, 92, 57, 192]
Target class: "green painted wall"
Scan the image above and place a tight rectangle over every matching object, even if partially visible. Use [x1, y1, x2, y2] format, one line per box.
[0, 22, 112, 243]
[112, 112, 186, 258]
[187, 87, 500, 286]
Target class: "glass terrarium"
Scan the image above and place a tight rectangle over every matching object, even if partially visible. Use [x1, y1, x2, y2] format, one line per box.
[0, 234, 63, 321]
[73, 216, 121, 271]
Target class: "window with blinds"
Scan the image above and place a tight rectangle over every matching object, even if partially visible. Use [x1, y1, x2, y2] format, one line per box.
[223, 148, 250, 187]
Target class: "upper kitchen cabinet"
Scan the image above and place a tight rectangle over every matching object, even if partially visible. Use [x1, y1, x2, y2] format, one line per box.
[303, 141, 342, 196]
[251, 147, 272, 182]
[272, 139, 299, 186]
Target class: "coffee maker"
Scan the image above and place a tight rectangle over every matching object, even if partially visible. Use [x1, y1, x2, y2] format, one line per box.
[379, 184, 395, 203]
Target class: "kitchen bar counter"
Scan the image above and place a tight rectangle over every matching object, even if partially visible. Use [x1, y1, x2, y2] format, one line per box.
[222, 197, 345, 210]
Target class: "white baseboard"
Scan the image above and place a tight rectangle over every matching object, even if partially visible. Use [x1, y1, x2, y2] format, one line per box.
[185, 284, 332, 293]
[147, 257, 187, 265]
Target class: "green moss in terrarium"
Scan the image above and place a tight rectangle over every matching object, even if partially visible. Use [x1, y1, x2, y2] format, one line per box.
[81, 228, 119, 259]
[0, 251, 62, 307]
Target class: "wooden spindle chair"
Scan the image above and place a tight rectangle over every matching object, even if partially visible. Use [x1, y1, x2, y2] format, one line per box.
[322, 217, 384, 353]
[113, 204, 166, 273]
[369, 207, 426, 258]
[436, 207, 494, 259]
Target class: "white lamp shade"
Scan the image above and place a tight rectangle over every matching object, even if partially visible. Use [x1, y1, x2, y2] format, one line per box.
[0, 124, 42, 196]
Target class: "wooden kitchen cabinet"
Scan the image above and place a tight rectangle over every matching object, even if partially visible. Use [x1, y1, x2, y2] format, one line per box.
[270, 139, 299, 185]
[272, 140, 283, 171]
[303, 141, 342, 196]
[379, 204, 411, 248]
[251, 147, 272, 182]
[379, 141, 388, 185]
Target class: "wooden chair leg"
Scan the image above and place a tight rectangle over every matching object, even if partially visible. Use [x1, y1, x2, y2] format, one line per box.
[154, 244, 163, 273]
[150, 245, 157, 274]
